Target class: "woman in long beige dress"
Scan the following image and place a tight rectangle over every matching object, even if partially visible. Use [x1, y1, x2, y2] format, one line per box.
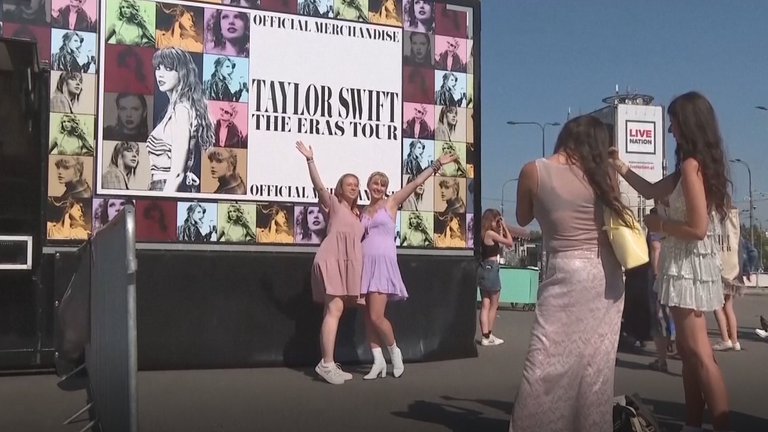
[296, 141, 364, 386]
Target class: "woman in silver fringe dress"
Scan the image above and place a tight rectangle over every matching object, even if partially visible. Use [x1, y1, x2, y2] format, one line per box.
[511, 115, 627, 432]
[611, 91, 733, 432]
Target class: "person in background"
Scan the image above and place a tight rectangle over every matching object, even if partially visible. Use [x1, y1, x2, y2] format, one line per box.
[712, 209, 745, 352]
[646, 207, 676, 372]
[477, 209, 513, 346]
[742, 235, 758, 276]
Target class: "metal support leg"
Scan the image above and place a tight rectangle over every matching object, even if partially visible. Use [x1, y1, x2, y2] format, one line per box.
[63, 402, 93, 425]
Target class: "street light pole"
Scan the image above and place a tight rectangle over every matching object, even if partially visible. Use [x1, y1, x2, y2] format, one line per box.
[500, 178, 518, 217]
[731, 158, 754, 248]
[506, 121, 562, 157]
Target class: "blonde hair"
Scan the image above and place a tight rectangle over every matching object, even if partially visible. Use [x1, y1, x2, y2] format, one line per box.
[334, 173, 359, 208]
[367, 171, 389, 188]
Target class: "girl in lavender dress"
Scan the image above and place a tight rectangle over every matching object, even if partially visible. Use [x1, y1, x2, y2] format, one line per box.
[360, 151, 455, 380]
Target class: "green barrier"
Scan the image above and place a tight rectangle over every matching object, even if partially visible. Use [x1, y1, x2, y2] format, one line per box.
[477, 266, 540, 309]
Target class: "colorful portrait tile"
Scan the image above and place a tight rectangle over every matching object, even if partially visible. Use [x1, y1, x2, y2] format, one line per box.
[217, 201, 258, 242]
[104, 0, 157, 47]
[135, 199, 177, 241]
[100, 141, 152, 191]
[103, 45, 155, 95]
[50, 28, 98, 73]
[202, 54, 249, 102]
[399, 210, 434, 247]
[201, 148, 248, 195]
[255, 203, 294, 244]
[434, 212, 465, 248]
[403, 102, 435, 140]
[402, 0, 434, 34]
[46, 197, 91, 240]
[294, 205, 327, 244]
[50, 70, 97, 115]
[176, 201, 218, 242]
[47, 155, 94, 199]
[203, 8, 250, 58]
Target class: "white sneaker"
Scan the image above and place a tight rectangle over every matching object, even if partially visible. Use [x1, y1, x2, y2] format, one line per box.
[756, 328, 768, 338]
[481, 335, 504, 346]
[712, 340, 733, 351]
[315, 361, 352, 385]
[732, 341, 742, 351]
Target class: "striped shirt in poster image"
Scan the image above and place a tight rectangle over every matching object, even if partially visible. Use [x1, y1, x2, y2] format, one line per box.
[146, 46, 215, 194]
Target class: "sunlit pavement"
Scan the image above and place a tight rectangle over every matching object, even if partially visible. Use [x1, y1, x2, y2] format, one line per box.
[1, 296, 767, 432]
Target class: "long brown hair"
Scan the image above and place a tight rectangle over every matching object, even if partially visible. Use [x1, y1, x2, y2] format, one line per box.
[668, 91, 732, 220]
[480, 208, 501, 241]
[553, 115, 632, 226]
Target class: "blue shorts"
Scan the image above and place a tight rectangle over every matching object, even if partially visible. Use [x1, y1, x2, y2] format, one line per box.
[477, 259, 501, 292]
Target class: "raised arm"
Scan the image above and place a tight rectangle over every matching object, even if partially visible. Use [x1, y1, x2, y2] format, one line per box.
[516, 161, 537, 227]
[647, 158, 710, 241]
[296, 140, 331, 209]
[485, 218, 514, 247]
[387, 151, 456, 211]
[610, 147, 678, 201]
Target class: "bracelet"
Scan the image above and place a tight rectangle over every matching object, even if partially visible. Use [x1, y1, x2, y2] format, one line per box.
[614, 160, 628, 175]
[307, 158, 314, 164]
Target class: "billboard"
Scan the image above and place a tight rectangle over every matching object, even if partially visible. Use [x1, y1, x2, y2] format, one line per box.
[589, 104, 665, 218]
[18, 0, 478, 249]
[616, 104, 664, 218]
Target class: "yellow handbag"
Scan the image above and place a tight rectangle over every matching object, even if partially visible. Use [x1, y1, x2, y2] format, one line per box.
[603, 207, 650, 269]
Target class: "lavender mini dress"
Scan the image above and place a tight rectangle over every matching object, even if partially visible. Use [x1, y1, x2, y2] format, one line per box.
[360, 207, 408, 301]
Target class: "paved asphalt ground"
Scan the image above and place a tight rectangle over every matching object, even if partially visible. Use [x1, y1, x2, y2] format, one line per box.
[2, 295, 768, 432]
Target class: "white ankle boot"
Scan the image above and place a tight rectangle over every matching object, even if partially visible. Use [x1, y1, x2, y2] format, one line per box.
[388, 343, 404, 378]
[364, 348, 387, 380]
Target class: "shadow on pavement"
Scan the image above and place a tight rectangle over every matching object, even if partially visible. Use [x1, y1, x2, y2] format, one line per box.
[440, 395, 513, 415]
[642, 398, 768, 432]
[615, 358, 683, 377]
[391, 400, 509, 432]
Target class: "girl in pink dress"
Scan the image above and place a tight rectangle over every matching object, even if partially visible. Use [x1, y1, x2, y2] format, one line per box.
[296, 141, 364, 385]
[360, 151, 455, 380]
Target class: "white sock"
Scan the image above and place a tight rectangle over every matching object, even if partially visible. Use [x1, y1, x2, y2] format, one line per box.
[371, 347, 384, 363]
[387, 343, 399, 357]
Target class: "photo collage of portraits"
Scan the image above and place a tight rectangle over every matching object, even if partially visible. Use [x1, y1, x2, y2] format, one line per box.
[10, 0, 477, 248]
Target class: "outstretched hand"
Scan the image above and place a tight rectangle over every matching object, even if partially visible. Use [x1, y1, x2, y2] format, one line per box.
[437, 151, 458, 166]
[296, 140, 313, 160]
[607, 147, 619, 160]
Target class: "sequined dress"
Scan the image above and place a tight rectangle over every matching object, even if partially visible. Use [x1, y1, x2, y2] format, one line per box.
[654, 181, 724, 312]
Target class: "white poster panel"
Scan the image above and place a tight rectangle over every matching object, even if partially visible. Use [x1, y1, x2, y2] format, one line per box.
[95, 3, 403, 206]
[248, 11, 403, 204]
[615, 105, 665, 216]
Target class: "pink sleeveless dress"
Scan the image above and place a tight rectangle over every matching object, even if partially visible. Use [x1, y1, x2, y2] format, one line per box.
[509, 159, 625, 432]
[310, 197, 364, 303]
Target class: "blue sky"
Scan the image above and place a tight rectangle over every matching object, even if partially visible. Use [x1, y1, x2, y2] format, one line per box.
[479, 1, 768, 229]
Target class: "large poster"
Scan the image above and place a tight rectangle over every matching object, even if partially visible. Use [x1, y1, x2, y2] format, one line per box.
[20, 0, 477, 249]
